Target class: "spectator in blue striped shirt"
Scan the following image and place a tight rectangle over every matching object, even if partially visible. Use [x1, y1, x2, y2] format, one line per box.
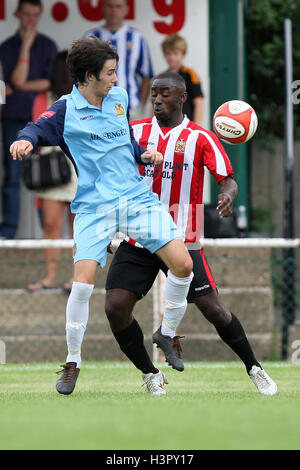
[83, 0, 153, 119]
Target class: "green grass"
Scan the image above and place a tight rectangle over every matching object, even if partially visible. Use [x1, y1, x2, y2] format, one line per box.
[0, 361, 299, 450]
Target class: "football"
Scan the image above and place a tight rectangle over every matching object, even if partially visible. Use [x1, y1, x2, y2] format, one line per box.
[213, 100, 258, 145]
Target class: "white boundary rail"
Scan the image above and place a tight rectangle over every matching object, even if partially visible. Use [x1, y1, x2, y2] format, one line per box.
[0, 237, 298, 362]
[0, 237, 299, 249]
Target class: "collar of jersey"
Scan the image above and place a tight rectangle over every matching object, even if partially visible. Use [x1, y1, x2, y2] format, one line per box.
[104, 24, 128, 36]
[152, 115, 189, 139]
[71, 84, 106, 110]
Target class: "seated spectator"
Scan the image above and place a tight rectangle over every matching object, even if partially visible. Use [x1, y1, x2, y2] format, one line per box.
[27, 50, 77, 292]
[161, 34, 204, 125]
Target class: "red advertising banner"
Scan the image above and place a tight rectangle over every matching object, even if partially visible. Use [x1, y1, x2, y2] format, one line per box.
[77, 0, 134, 22]
[0, 0, 184, 34]
[0, 0, 135, 22]
[152, 0, 185, 34]
[0, 0, 4, 20]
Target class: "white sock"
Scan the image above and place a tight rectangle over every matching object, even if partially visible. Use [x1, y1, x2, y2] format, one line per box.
[65, 281, 94, 368]
[161, 270, 194, 338]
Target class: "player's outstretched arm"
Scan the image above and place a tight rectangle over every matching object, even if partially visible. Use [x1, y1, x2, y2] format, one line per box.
[216, 176, 238, 218]
[10, 140, 33, 161]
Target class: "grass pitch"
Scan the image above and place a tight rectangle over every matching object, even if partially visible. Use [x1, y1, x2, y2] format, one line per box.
[0, 361, 299, 450]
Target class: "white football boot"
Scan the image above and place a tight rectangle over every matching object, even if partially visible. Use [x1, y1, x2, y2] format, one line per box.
[142, 370, 168, 396]
[249, 365, 278, 395]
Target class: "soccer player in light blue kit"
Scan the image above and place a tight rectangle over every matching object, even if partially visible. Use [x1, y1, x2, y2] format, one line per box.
[10, 37, 194, 396]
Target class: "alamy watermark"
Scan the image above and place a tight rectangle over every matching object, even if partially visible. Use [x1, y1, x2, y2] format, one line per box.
[94, 197, 204, 245]
[292, 80, 300, 104]
[290, 339, 300, 363]
[0, 80, 5, 105]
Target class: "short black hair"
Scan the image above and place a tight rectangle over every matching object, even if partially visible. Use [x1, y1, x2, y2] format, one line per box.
[66, 36, 119, 84]
[154, 72, 186, 90]
[17, 0, 42, 9]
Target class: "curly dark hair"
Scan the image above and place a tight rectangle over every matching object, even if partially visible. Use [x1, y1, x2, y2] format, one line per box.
[66, 36, 119, 85]
[50, 50, 73, 99]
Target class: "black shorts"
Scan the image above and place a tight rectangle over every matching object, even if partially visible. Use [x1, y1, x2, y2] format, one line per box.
[105, 241, 216, 302]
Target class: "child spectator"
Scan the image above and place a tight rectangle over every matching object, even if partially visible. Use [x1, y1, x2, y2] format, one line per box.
[161, 34, 204, 125]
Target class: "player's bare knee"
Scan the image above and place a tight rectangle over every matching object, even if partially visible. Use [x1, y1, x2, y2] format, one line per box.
[105, 298, 123, 322]
[105, 303, 133, 333]
[105, 294, 132, 324]
[173, 256, 193, 278]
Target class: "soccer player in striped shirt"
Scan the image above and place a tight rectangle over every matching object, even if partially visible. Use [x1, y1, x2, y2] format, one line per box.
[83, 0, 153, 117]
[105, 72, 278, 396]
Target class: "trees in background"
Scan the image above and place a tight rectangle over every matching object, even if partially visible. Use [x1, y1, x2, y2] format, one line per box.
[246, 0, 300, 143]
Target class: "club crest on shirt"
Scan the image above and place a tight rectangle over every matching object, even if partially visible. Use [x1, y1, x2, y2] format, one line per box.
[175, 138, 186, 153]
[114, 103, 125, 117]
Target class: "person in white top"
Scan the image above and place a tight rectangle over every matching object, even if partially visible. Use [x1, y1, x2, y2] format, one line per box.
[83, 0, 153, 118]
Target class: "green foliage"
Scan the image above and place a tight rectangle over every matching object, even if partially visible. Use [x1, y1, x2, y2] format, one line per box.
[246, 0, 300, 141]
[250, 207, 276, 235]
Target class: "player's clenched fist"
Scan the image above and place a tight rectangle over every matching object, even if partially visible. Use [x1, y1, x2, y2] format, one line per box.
[10, 140, 33, 160]
[141, 149, 163, 165]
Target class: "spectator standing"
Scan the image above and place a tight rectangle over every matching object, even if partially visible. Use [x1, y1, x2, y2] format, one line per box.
[0, 0, 58, 239]
[27, 51, 77, 292]
[83, 0, 153, 119]
[161, 34, 204, 125]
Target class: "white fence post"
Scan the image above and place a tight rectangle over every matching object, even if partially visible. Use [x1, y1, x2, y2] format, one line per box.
[152, 271, 166, 363]
[0, 340, 6, 364]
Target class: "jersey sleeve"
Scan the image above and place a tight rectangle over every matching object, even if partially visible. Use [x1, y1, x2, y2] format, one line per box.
[129, 122, 148, 165]
[126, 104, 148, 165]
[198, 129, 233, 182]
[16, 99, 66, 149]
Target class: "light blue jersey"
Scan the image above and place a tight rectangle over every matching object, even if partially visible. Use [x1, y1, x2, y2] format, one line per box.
[18, 85, 151, 213]
[17, 84, 180, 265]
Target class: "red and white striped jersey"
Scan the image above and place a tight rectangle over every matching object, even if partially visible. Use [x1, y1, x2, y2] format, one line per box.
[130, 115, 233, 243]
